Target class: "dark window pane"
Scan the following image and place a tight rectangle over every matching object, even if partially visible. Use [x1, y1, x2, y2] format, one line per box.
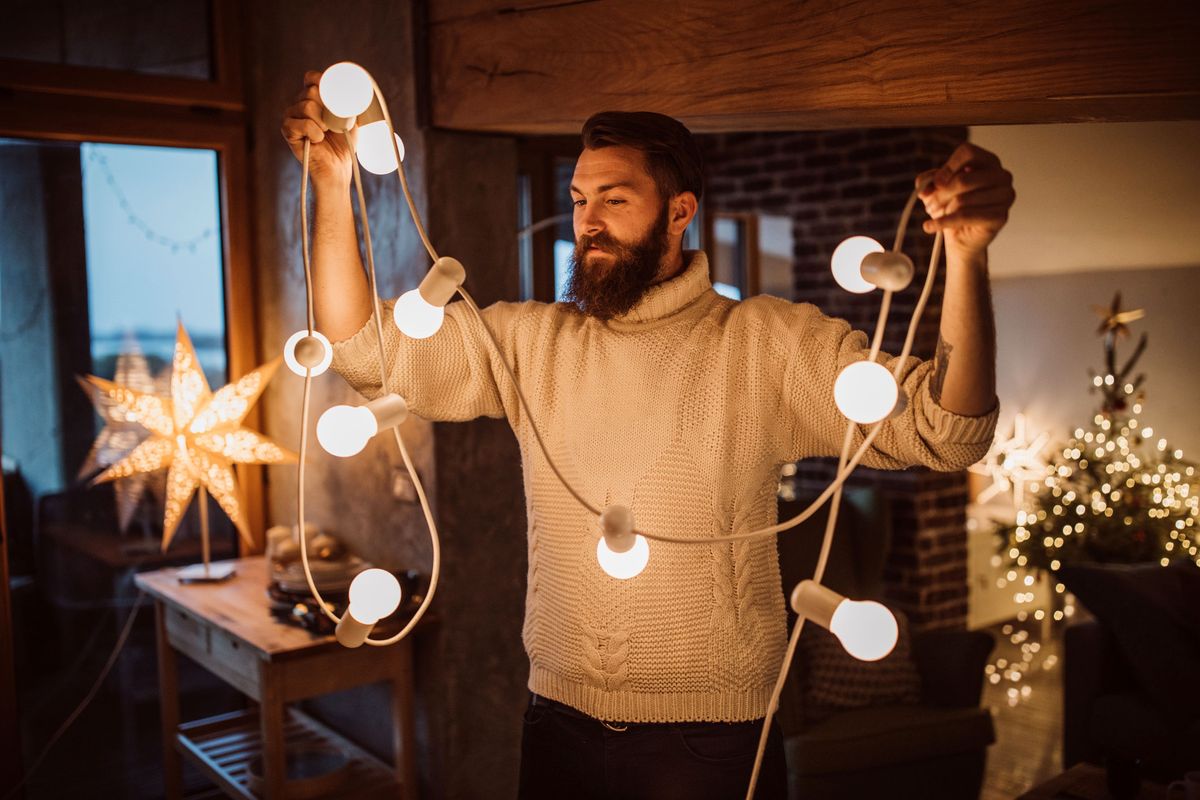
[1, 0, 213, 81]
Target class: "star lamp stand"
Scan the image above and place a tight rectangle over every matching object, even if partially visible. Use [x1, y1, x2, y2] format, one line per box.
[176, 486, 237, 583]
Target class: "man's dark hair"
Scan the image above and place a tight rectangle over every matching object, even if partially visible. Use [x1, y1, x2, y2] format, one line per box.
[581, 111, 704, 203]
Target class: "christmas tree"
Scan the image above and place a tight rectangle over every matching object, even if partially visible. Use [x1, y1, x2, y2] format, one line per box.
[996, 293, 1200, 572]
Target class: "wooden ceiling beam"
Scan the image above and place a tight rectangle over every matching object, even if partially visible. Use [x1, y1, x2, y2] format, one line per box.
[426, 0, 1200, 134]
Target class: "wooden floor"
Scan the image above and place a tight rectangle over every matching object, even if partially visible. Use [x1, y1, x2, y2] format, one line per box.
[980, 621, 1065, 800]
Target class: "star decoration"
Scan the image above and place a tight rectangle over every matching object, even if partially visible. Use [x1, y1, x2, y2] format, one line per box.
[1092, 292, 1145, 341]
[970, 413, 1050, 508]
[84, 323, 296, 551]
[77, 340, 170, 532]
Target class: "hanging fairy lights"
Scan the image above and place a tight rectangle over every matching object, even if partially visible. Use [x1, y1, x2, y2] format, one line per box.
[287, 60, 950, 796]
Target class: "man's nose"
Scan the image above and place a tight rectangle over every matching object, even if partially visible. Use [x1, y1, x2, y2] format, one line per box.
[579, 204, 604, 236]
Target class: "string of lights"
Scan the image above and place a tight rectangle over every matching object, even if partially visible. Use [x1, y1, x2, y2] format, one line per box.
[86, 147, 216, 254]
[285, 61, 949, 797]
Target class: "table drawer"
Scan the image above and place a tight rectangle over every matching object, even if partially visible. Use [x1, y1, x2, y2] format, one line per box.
[165, 606, 259, 698]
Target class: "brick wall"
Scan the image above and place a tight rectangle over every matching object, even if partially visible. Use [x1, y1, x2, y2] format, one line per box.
[699, 127, 974, 629]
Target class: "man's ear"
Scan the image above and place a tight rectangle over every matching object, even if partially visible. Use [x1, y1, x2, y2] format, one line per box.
[669, 192, 699, 236]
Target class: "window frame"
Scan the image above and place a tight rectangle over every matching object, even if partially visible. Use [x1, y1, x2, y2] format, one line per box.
[0, 0, 264, 551]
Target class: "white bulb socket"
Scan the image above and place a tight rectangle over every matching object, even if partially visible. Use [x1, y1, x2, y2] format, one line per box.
[859, 250, 915, 292]
[336, 567, 403, 648]
[596, 504, 648, 579]
[356, 120, 406, 175]
[790, 580, 899, 662]
[316, 393, 408, 458]
[318, 62, 375, 130]
[831, 236, 884, 294]
[335, 612, 374, 648]
[283, 329, 332, 377]
[393, 257, 467, 339]
[834, 361, 899, 424]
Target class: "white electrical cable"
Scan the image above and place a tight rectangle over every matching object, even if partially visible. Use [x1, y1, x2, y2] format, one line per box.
[744, 223, 944, 799]
[293, 125, 442, 646]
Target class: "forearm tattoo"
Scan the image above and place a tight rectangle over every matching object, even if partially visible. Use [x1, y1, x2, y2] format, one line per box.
[930, 335, 953, 405]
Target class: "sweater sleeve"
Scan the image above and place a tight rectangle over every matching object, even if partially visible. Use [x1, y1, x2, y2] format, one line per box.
[780, 303, 998, 471]
[328, 296, 531, 423]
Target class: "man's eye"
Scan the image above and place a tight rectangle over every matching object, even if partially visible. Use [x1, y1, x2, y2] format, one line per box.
[606, 199, 625, 205]
[573, 199, 585, 208]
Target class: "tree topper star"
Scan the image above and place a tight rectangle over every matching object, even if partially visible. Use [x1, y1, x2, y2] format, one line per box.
[1092, 291, 1145, 340]
[84, 323, 296, 551]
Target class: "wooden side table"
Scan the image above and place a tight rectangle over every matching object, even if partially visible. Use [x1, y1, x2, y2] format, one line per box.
[135, 556, 420, 800]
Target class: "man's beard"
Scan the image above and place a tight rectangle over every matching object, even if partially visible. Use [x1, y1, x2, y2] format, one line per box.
[564, 205, 670, 320]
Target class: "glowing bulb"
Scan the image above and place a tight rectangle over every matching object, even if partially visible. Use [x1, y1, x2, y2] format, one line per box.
[347, 568, 402, 625]
[833, 361, 898, 423]
[283, 329, 332, 376]
[831, 236, 883, 294]
[829, 599, 898, 661]
[318, 62, 374, 118]
[393, 288, 445, 339]
[356, 120, 406, 175]
[317, 404, 377, 457]
[596, 534, 649, 580]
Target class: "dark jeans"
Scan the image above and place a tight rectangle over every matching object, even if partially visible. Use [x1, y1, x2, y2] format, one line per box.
[517, 693, 788, 800]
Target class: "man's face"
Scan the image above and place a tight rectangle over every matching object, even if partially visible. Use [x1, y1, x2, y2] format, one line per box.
[565, 146, 670, 320]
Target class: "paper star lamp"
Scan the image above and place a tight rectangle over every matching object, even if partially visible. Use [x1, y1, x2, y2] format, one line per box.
[85, 323, 296, 551]
[970, 413, 1049, 508]
[77, 341, 171, 532]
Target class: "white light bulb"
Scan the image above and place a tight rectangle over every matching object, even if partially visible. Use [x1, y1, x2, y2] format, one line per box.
[829, 599, 898, 661]
[356, 120, 406, 175]
[347, 568, 402, 625]
[831, 236, 883, 294]
[834, 361, 898, 424]
[393, 288, 445, 339]
[596, 534, 649, 580]
[318, 62, 374, 118]
[283, 329, 332, 377]
[316, 404, 377, 457]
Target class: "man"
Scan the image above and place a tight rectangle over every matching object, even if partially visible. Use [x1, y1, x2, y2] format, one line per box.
[282, 75, 1010, 798]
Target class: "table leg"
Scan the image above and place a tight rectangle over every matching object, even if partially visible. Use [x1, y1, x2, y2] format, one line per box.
[392, 638, 418, 800]
[154, 601, 182, 800]
[259, 662, 286, 800]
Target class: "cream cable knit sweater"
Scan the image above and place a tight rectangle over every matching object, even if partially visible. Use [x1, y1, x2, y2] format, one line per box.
[330, 250, 998, 723]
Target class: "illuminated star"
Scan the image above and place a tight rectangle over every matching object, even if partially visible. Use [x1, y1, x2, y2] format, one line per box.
[970, 413, 1049, 508]
[85, 323, 296, 551]
[1092, 292, 1145, 340]
[77, 342, 169, 532]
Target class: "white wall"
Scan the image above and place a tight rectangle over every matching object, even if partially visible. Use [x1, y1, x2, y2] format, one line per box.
[990, 265, 1200, 461]
[970, 122, 1200, 279]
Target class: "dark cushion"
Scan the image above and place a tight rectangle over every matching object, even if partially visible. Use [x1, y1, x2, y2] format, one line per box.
[802, 608, 920, 713]
[785, 704, 995, 775]
[1057, 560, 1200, 723]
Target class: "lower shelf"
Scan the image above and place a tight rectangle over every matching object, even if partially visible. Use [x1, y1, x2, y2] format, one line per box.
[177, 707, 403, 800]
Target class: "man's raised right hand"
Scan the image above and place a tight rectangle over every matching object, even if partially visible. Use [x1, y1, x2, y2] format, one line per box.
[280, 70, 357, 188]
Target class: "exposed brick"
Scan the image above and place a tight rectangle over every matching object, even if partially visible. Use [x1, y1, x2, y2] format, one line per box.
[803, 152, 844, 169]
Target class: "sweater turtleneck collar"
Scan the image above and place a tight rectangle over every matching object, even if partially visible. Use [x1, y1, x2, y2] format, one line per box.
[607, 250, 713, 325]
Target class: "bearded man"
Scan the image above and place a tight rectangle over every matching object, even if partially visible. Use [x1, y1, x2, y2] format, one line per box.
[282, 75, 1011, 799]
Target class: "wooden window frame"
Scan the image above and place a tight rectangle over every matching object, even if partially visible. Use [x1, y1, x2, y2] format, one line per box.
[704, 211, 761, 299]
[0, 0, 263, 551]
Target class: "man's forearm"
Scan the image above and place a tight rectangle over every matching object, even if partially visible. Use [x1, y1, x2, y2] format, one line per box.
[311, 179, 374, 342]
[928, 250, 996, 416]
